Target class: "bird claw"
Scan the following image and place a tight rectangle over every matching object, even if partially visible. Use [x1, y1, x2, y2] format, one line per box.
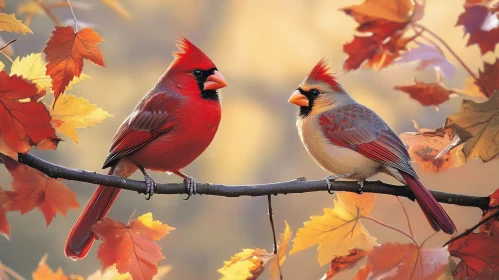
[183, 176, 197, 200]
[357, 179, 365, 194]
[144, 174, 156, 200]
[324, 175, 337, 194]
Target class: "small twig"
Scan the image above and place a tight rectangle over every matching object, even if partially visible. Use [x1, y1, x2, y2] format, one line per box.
[412, 23, 488, 97]
[361, 215, 418, 244]
[66, 0, 79, 32]
[32, 0, 62, 26]
[419, 231, 438, 248]
[0, 260, 25, 280]
[267, 195, 283, 280]
[0, 39, 16, 52]
[396, 197, 414, 237]
[267, 195, 278, 255]
[443, 210, 499, 247]
[0, 52, 13, 63]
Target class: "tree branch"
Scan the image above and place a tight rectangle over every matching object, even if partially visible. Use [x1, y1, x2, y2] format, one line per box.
[16, 153, 490, 209]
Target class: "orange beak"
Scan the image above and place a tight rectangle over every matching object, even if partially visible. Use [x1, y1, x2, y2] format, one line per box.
[203, 70, 228, 90]
[288, 90, 309, 107]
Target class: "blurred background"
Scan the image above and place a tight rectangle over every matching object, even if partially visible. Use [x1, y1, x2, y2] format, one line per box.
[1, 0, 498, 279]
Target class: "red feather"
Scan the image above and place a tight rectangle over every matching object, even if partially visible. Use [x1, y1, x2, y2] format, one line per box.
[306, 59, 341, 91]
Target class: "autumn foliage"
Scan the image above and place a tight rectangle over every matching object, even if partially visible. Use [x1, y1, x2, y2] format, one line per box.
[1, 0, 499, 279]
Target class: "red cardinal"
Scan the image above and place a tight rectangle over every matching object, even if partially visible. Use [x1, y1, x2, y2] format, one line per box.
[65, 37, 228, 260]
[288, 59, 455, 234]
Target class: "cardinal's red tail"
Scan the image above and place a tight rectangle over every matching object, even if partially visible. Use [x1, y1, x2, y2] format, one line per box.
[400, 172, 456, 234]
[65, 168, 121, 260]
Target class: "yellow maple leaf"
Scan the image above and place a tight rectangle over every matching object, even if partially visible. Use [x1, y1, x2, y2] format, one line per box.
[219, 222, 292, 280]
[50, 93, 112, 143]
[0, 13, 32, 34]
[10, 53, 90, 92]
[290, 192, 377, 266]
[87, 264, 172, 280]
[0, 61, 4, 71]
[101, 0, 131, 20]
[33, 255, 84, 280]
[11, 53, 51, 90]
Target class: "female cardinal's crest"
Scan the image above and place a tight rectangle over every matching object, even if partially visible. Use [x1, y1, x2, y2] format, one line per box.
[172, 37, 215, 70]
[306, 59, 341, 91]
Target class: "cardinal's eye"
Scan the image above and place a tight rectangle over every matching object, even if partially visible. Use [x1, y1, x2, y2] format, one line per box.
[311, 89, 320, 96]
[193, 69, 203, 78]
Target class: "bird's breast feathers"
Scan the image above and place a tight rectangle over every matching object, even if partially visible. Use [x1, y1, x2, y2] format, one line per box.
[297, 114, 381, 178]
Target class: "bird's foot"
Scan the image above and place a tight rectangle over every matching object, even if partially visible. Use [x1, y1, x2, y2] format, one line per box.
[357, 179, 365, 194]
[323, 172, 354, 194]
[183, 176, 198, 200]
[144, 174, 156, 200]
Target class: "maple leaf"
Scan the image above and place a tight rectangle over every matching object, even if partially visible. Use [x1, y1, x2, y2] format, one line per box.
[10, 53, 52, 91]
[101, 0, 131, 20]
[341, 0, 422, 71]
[397, 42, 456, 77]
[395, 80, 454, 107]
[0, 189, 10, 240]
[320, 249, 368, 280]
[44, 26, 105, 101]
[219, 222, 292, 280]
[445, 90, 499, 162]
[457, 4, 499, 55]
[33, 255, 84, 280]
[93, 213, 174, 280]
[0, 71, 56, 153]
[0, 61, 3, 71]
[290, 192, 377, 266]
[475, 58, 499, 97]
[2, 155, 79, 225]
[449, 232, 499, 279]
[10, 53, 91, 94]
[356, 243, 449, 280]
[400, 124, 465, 173]
[49, 93, 112, 143]
[0, 13, 32, 34]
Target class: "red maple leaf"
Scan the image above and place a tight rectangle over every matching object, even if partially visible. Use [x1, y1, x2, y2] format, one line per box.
[457, 4, 499, 55]
[395, 80, 454, 107]
[449, 231, 499, 279]
[93, 213, 174, 280]
[44, 26, 105, 101]
[475, 58, 499, 97]
[2, 155, 79, 225]
[0, 71, 56, 154]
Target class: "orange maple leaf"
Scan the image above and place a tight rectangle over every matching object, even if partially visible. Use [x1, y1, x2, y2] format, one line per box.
[44, 26, 105, 100]
[399, 123, 465, 173]
[321, 249, 368, 280]
[0, 71, 56, 153]
[341, 0, 423, 71]
[356, 243, 449, 280]
[2, 155, 79, 225]
[93, 213, 174, 280]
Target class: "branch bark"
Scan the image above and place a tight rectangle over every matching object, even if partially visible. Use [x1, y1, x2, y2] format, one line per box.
[15, 153, 490, 210]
